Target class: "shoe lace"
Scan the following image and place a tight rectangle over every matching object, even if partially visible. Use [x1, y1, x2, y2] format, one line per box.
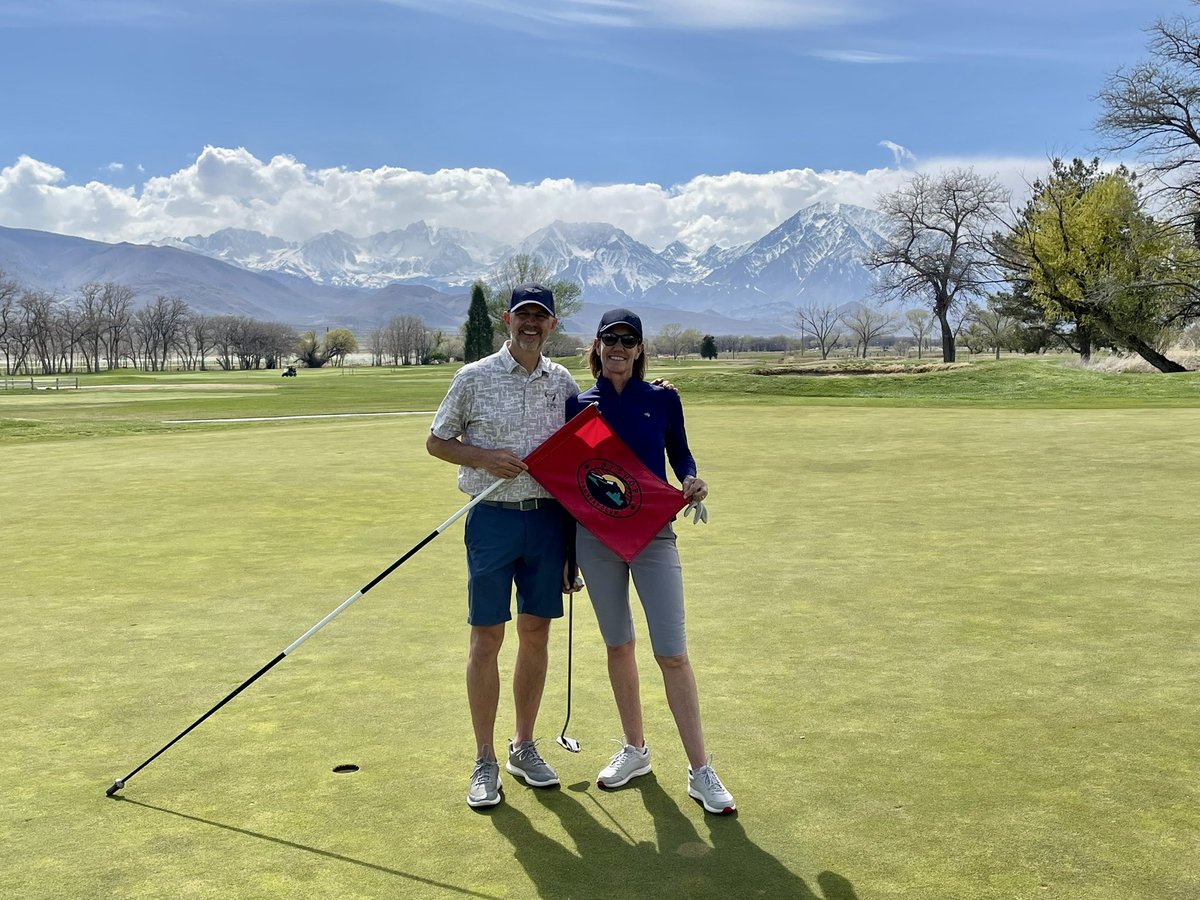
[696, 756, 726, 793]
[471, 758, 497, 787]
[700, 767, 726, 792]
[514, 739, 547, 767]
[607, 739, 639, 768]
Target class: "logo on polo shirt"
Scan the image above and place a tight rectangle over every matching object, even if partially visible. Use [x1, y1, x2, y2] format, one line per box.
[577, 459, 643, 518]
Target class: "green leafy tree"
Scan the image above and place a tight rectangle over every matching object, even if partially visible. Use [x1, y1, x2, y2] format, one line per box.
[324, 327, 358, 367]
[295, 327, 358, 368]
[295, 331, 328, 368]
[700, 334, 718, 359]
[464, 280, 493, 362]
[995, 158, 1195, 372]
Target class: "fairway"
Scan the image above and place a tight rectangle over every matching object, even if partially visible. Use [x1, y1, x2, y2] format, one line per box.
[2, 362, 1198, 899]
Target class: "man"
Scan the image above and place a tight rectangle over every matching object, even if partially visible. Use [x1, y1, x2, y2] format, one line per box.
[427, 283, 581, 808]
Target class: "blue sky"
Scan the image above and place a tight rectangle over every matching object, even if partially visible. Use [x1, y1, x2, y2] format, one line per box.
[0, 0, 1194, 248]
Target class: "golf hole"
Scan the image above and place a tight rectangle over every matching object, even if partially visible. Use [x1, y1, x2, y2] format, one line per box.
[332, 764, 360, 774]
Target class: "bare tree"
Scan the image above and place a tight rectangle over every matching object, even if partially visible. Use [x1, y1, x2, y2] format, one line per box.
[20, 290, 61, 374]
[260, 321, 299, 369]
[210, 315, 242, 370]
[366, 326, 385, 366]
[133, 295, 190, 370]
[1097, 9, 1200, 217]
[716, 334, 745, 358]
[904, 308, 933, 359]
[843, 306, 897, 358]
[966, 299, 1015, 359]
[188, 315, 215, 371]
[0, 270, 22, 374]
[399, 314, 430, 365]
[99, 283, 134, 370]
[656, 323, 690, 359]
[485, 254, 583, 337]
[77, 282, 106, 372]
[868, 168, 1009, 362]
[793, 304, 845, 360]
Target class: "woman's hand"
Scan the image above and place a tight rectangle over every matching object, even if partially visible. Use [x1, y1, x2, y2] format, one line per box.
[681, 475, 708, 502]
[681, 476, 709, 524]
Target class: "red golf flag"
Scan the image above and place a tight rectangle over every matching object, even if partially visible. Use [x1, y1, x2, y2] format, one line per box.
[524, 403, 687, 563]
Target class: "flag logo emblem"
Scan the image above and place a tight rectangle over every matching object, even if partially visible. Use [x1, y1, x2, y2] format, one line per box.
[578, 459, 642, 518]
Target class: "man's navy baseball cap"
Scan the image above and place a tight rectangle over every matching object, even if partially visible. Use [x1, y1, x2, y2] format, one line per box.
[596, 307, 643, 340]
[509, 283, 555, 316]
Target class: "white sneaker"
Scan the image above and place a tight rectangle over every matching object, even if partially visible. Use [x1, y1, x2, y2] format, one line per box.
[596, 741, 651, 788]
[688, 757, 735, 814]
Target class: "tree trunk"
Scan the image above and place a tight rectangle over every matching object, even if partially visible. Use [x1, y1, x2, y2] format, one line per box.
[938, 311, 956, 362]
[1078, 325, 1092, 362]
[1125, 335, 1189, 373]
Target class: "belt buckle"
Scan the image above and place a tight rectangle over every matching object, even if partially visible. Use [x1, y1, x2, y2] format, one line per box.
[518, 498, 537, 511]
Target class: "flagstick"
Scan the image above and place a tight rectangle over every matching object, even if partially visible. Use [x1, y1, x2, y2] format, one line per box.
[105, 479, 506, 797]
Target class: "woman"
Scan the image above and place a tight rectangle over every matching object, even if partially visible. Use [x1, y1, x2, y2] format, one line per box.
[565, 307, 735, 815]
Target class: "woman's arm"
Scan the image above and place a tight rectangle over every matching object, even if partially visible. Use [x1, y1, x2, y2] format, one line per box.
[664, 392, 698, 486]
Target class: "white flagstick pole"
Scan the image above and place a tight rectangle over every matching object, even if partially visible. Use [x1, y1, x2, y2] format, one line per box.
[106, 478, 506, 797]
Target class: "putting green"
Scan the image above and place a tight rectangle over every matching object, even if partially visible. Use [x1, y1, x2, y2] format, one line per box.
[2, 382, 1198, 898]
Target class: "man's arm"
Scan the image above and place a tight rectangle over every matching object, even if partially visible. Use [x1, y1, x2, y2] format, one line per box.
[425, 433, 528, 480]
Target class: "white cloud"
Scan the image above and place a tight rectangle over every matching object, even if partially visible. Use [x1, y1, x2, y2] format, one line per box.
[104, 162, 125, 172]
[0, 146, 1054, 251]
[879, 140, 917, 167]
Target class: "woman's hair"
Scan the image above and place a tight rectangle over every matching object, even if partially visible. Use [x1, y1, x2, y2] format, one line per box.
[588, 338, 647, 380]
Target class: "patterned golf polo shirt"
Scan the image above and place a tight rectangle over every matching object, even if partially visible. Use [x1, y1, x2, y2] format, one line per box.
[430, 343, 581, 501]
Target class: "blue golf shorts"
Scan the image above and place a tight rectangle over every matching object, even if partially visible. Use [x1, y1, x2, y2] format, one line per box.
[464, 501, 567, 627]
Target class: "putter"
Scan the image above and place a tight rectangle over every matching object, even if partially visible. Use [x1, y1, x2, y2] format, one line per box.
[556, 537, 582, 754]
[105, 479, 506, 797]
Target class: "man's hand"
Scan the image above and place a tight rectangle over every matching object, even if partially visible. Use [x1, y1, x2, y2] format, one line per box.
[479, 448, 528, 480]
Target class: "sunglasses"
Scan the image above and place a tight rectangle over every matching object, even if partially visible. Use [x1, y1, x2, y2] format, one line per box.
[599, 332, 640, 348]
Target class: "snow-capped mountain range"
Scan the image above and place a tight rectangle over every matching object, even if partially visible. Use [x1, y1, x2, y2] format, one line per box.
[0, 202, 889, 335]
[165, 221, 513, 289]
[163, 201, 888, 318]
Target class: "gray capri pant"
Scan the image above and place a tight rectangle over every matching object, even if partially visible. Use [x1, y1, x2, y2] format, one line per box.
[575, 523, 687, 657]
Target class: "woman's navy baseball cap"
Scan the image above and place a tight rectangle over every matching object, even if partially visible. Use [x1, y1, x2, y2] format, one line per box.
[596, 308, 643, 340]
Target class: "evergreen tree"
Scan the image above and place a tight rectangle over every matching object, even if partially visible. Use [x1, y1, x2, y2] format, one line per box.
[464, 281, 493, 362]
[700, 334, 718, 359]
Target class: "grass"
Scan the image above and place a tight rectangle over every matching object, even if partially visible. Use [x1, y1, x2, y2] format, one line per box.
[1, 358, 1198, 899]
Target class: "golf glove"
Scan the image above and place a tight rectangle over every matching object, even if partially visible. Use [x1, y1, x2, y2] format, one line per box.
[683, 499, 709, 525]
